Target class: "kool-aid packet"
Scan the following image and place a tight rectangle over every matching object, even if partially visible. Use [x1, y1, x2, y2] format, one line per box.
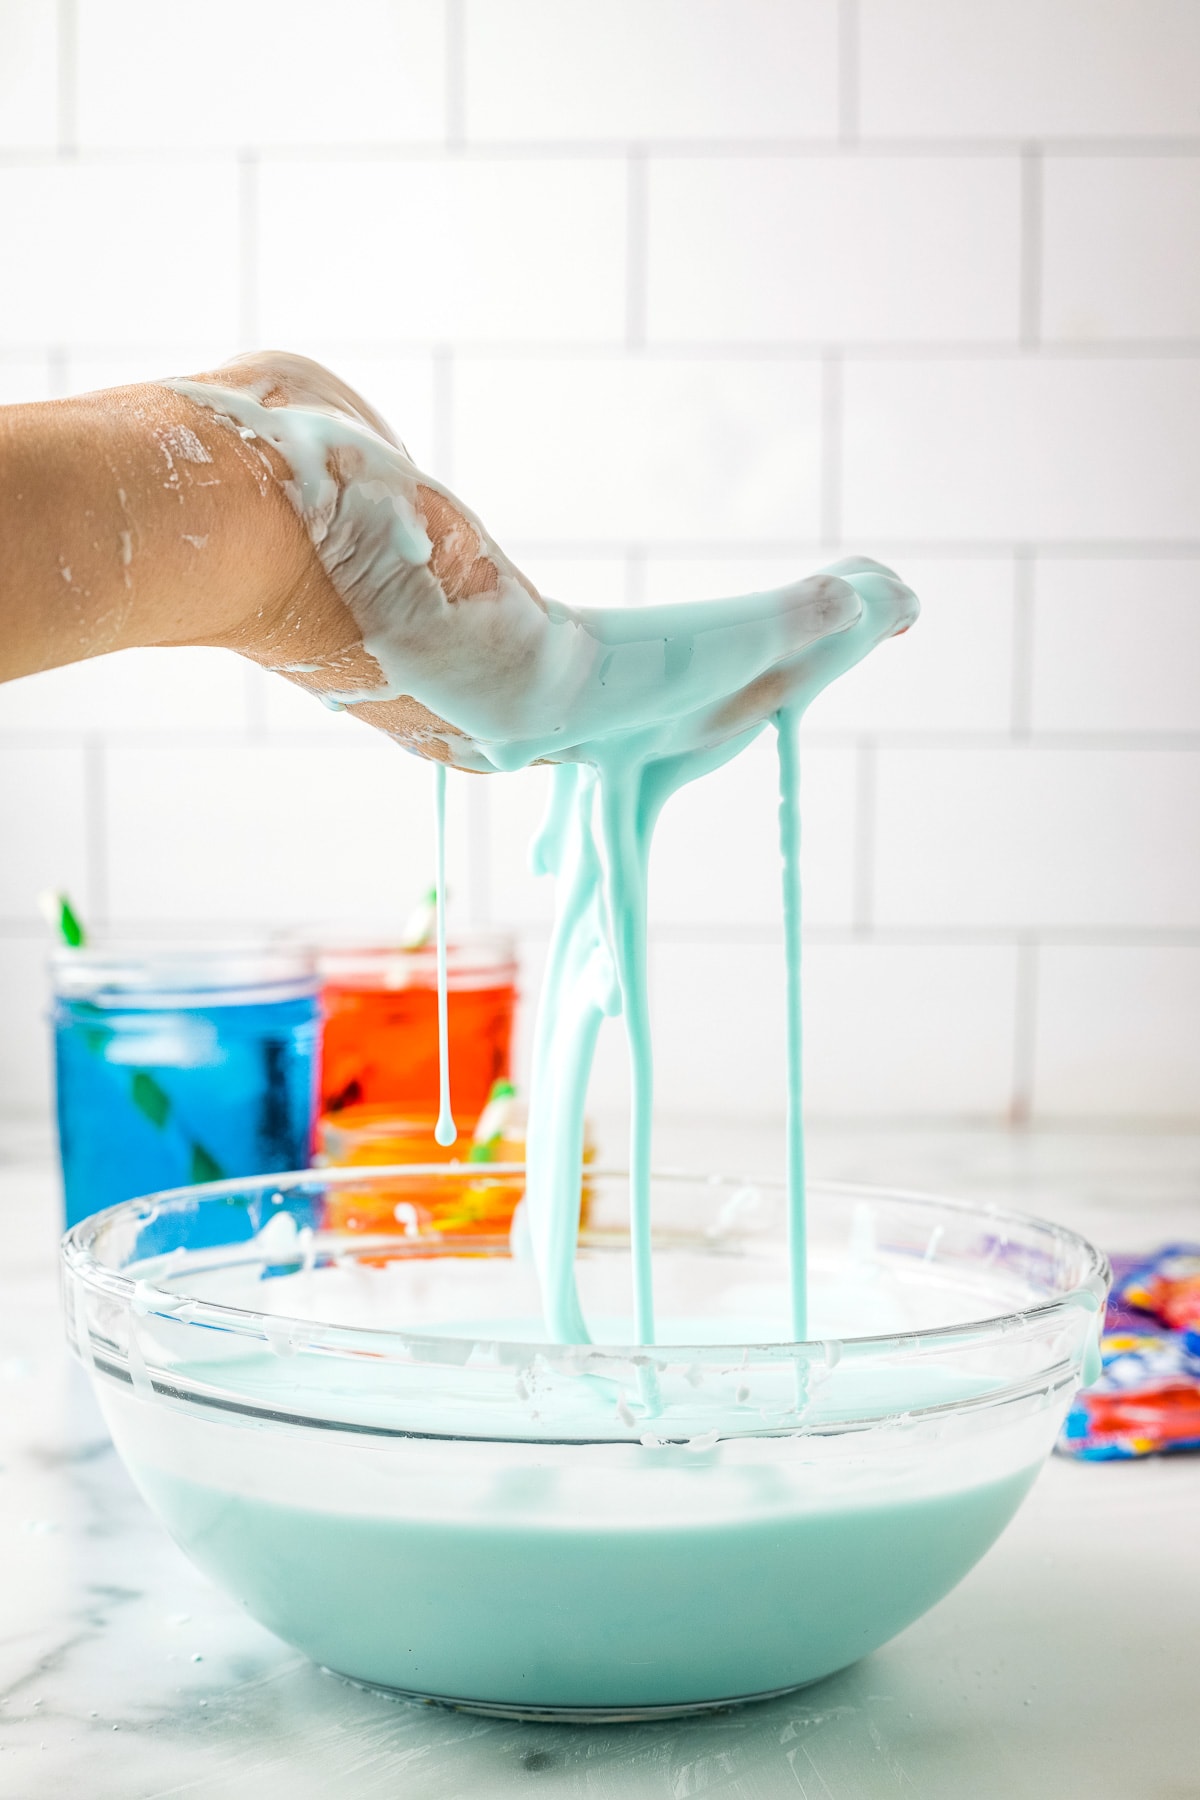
[1060, 1246, 1200, 1460]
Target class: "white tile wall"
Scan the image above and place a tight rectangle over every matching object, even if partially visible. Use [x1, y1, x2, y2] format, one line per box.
[1042, 158, 1200, 343]
[842, 359, 1200, 542]
[0, 1, 56, 150]
[0, 356, 52, 403]
[0, 649, 252, 735]
[0, 935, 52, 1112]
[76, 1, 447, 149]
[257, 159, 627, 346]
[0, 5, 1197, 1124]
[462, 1, 840, 142]
[648, 738, 857, 929]
[805, 558, 1016, 733]
[103, 743, 473, 929]
[1030, 560, 1200, 734]
[857, 1, 1200, 139]
[874, 747, 1200, 930]
[1034, 947, 1200, 1119]
[802, 943, 1020, 1119]
[0, 162, 240, 348]
[0, 746, 90, 924]
[646, 157, 1021, 344]
[451, 358, 823, 542]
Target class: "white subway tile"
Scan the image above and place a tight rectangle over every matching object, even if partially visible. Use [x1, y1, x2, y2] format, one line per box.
[805, 557, 1015, 733]
[486, 765, 557, 927]
[648, 738, 857, 928]
[0, 746, 89, 924]
[858, 0, 1200, 139]
[656, 940, 1019, 1118]
[464, 0, 838, 142]
[1034, 945, 1200, 1119]
[0, 648, 250, 734]
[0, 1, 57, 149]
[651, 941, 785, 1118]
[0, 357, 52, 403]
[452, 357, 822, 543]
[0, 163, 240, 349]
[842, 358, 1200, 542]
[0, 935, 53, 1113]
[1042, 157, 1200, 343]
[651, 938, 1016, 1118]
[77, 0, 445, 148]
[510, 555, 631, 610]
[802, 942, 1019, 1117]
[1031, 558, 1200, 734]
[65, 347, 247, 396]
[874, 746, 1200, 928]
[258, 159, 626, 347]
[647, 157, 1020, 344]
[104, 742, 470, 926]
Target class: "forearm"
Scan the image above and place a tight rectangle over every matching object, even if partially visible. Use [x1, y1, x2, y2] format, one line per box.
[0, 384, 314, 681]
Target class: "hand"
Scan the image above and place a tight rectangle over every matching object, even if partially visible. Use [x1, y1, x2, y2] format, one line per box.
[171, 353, 917, 772]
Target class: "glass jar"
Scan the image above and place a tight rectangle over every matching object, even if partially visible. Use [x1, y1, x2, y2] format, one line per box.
[52, 943, 320, 1227]
[315, 931, 518, 1126]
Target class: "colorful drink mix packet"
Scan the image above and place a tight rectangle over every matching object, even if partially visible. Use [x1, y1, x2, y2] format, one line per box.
[1060, 1247, 1200, 1460]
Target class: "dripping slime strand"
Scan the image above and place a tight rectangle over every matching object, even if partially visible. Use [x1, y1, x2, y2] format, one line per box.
[776, 705, 807, 1342]
[433, 761, 456, 1148]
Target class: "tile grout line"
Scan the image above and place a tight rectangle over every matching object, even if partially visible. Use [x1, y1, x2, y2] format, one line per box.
[625, 147, 648, 350]
[625, 546, 647, 607]
[432, 345, 454, 480]
[852, 738, 877, 936]
[444, 0, 466, 150]
[819, 348, 843, 549]
[1011, 547, 1036, 736]
[83, 734, 109, 929]
[838, 0, 859, 145]
[1009, 936, 1040, 1125]
[5, 137, 1200, 166]
[244, 664, 267, 740]
[237, 150, 260, 346]
[46, 347, 69, 398]
[462, 771, 491, 927]
[55, 0, 77, 157]
[7, 338, 1200, 365]
[1019, 143, 1043, 349]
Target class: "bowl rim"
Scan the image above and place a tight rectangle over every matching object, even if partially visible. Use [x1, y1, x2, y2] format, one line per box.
[61, 1165, 1111, 1366]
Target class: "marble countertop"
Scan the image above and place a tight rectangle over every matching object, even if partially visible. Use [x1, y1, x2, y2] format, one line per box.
[2, 1119, 1198, 1800]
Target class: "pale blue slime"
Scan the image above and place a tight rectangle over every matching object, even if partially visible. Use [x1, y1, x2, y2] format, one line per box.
[132, 1455, 1036, 1711]
[137, 373, 1065, 1711]
[167, 370, 917, 1348]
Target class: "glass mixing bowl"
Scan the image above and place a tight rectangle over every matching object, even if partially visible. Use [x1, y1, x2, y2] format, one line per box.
[61, 1168, 1108, 1722]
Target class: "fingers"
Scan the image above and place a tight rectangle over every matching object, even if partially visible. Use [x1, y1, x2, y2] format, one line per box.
[164, 353, 919, 776]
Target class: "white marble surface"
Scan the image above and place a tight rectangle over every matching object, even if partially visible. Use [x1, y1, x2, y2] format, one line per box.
[2, 1118, 1199, 1800]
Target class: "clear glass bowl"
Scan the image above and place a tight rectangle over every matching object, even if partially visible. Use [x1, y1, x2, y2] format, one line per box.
[62, 1168, 1108, 1722]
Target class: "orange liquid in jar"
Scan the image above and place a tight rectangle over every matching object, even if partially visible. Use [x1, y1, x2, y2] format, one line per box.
[318, 940, 517, 1126]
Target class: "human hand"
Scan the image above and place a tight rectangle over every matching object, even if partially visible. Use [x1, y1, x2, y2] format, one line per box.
[169, 353, 916, 772]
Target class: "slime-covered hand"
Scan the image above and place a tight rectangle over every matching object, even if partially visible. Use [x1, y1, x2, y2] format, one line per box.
[168, 353, 916, 773]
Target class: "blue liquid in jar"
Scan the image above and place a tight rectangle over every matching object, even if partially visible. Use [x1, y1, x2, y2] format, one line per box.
[54, 989, 320, 1227]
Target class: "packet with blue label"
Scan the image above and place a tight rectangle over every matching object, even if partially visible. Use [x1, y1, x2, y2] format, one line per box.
[1060, 1247, 1200, 1460]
